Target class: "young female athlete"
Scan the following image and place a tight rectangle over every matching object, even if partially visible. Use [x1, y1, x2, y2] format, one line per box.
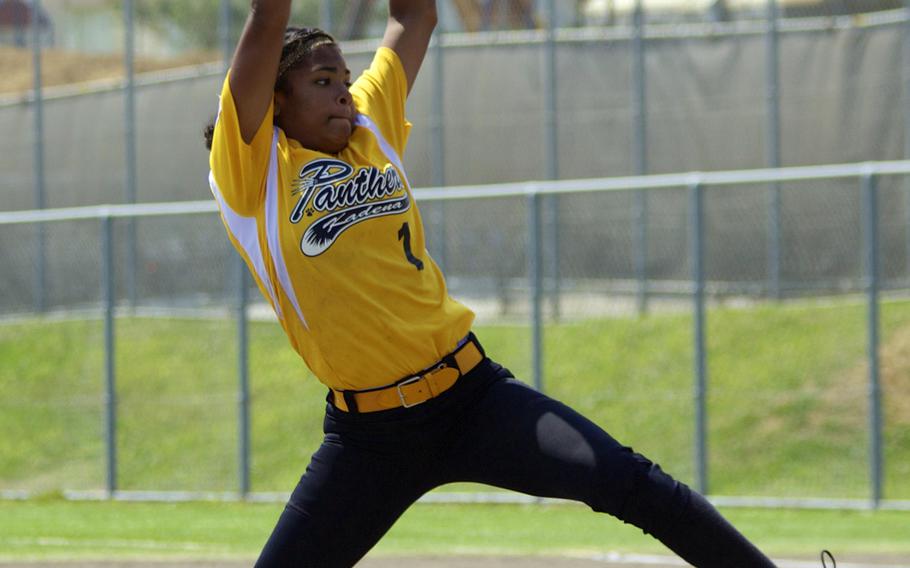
[206, 1, 783, 566]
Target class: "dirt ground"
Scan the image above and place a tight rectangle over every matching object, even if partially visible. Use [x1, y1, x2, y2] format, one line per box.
[0, 556, 668, 568]
[0, 559, 678, 568]
[0, 560, 637, 568]
[0, 560, 672, 568]
[2, 555, 910, 568]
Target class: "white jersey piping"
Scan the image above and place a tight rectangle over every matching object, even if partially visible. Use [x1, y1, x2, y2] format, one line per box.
[208, 170, 282, 318]
[265, 128, 309, 329]
[354, 114, 411, 189]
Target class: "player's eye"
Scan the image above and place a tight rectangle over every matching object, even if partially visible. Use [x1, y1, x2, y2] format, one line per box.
[344, 80, 352, 88]
[315, 78, 329, 86]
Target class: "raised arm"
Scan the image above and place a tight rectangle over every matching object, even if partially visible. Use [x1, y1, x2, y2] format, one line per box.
[381, 1, 438, 95]
[230, 0, 292, 144]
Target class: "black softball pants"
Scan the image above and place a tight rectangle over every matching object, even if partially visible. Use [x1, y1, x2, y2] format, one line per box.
[255, 358, 775, 568]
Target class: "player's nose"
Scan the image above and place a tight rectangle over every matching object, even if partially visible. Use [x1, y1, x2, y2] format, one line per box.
[336, 84, 351, 107]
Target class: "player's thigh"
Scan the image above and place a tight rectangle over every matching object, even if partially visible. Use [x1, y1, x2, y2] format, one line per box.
[255, 436, 423, 568]
[449, 376, 678, 518]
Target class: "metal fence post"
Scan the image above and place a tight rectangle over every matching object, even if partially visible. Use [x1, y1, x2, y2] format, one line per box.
[320, 0, 333, 32]
[124, 0, 138, 309]
[543, 0, 560, 321]
[236, 255, 250, 497]
[31, 0, 46, 313]
[529, 189, 544, 394]
[218, 0, 250, 498]
[689, 180, 708, 496]
[862, 172, 882, 508]
[632, 0, 649, 316]
[102, 214, 118, 496]
[430, 30, 447, 272]
[904, 0, 910, 278]
[766, 0, 782, 300]
[220, 0, 233, 65]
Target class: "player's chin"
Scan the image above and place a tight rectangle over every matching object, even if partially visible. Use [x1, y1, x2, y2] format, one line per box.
[325, 124, 353, 153]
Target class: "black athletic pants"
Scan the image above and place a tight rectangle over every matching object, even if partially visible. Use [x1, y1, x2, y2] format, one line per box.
[255, 358, 775, 567]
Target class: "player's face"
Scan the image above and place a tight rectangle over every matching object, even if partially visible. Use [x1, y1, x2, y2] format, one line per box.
[275, 44, 354, 154]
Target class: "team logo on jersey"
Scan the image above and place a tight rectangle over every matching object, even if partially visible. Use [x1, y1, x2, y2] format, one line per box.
[289, 158, 408, 256]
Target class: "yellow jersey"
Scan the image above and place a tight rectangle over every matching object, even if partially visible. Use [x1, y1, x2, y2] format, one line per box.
[208, 47, 475, 391]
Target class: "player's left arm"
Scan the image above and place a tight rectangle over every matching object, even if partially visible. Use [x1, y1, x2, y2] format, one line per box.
[381, 0, 437, 95]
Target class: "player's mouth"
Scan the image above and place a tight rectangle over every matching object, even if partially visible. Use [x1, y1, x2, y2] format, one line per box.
[329, 115, 353, 128]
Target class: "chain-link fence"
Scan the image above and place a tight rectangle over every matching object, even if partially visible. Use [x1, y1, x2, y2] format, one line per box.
[2, 164, 910, 504]
[4, 1, 910, 504]
[5, 1, 910, 209]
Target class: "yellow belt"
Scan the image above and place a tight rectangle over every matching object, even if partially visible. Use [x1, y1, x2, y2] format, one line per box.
[331, 335, 485, 413]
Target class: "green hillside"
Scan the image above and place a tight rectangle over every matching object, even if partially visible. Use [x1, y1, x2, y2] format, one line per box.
[1, 297, 909, 500]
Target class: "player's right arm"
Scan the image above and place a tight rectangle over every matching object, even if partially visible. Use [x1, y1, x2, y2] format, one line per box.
[209, 1, 289, 215]
[230, 0, 291, 144]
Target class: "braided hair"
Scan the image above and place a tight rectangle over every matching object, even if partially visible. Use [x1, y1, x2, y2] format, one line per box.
[204, 27, 338, 151]
[276, 27, 336, 90]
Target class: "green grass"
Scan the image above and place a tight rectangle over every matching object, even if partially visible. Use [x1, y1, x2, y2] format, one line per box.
[2, 298, 910, 499]
[1, 499, 908, 560]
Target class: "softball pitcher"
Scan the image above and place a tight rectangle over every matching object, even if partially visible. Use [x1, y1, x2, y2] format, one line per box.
[206, 1, 781, 566]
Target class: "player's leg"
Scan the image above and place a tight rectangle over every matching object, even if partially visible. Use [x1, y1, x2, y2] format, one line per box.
[443, 361, 775, 567]
[253, 359, 512, 567]
[254, 428, 429, 567]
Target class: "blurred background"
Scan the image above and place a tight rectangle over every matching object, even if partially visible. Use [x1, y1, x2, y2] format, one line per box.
[2, 0, 910, 512]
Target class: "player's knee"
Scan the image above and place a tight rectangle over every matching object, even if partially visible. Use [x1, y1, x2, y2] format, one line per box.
[590, 451, 690, 536]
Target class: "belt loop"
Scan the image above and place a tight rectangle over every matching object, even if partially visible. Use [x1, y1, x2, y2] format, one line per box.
[443, 333, 481, 374]
[468, 332, 484, 357]
[440, 351, 459, 372]
[342, 391, 359, 413]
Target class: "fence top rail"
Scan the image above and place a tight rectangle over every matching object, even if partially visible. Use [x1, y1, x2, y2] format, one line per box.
[416, 160, 910, 201]
[2, 160, 910, 225]
[0, 201, 217, 225]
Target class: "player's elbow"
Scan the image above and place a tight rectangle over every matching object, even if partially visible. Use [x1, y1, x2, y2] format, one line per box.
[391, 0, 437, 30]
[421, 2, 439, 29]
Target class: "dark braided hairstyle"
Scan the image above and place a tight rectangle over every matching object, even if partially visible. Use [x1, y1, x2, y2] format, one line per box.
[204, 27, 338, 151]
[276, 27, 336, 91]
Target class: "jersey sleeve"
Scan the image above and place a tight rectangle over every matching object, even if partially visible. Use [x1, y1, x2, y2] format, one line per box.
[351, 47, 413, 158]
[208, 71, 274, 216]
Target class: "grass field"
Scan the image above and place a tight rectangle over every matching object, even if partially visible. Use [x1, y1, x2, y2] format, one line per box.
[2, 296, 910, 499]
[2, 297, 910, 562]
[1, 499, 909, 560]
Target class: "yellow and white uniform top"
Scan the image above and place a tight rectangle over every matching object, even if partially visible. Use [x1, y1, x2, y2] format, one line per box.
[209, 47, 475, 391]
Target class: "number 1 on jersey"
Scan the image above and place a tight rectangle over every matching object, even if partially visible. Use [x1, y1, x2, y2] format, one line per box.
[398, 222, 424, 271]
